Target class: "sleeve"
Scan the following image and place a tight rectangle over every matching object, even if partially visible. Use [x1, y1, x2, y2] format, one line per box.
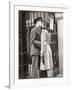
[41, 30, 47, 56]
[30, 30, 35, 44]
[30, 30, 41, 48]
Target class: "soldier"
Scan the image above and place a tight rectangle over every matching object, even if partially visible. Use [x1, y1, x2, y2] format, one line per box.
[30, 17, 43, 78]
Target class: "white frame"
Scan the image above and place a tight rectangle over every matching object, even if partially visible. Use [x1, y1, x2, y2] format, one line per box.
[9, 1, 70, 88]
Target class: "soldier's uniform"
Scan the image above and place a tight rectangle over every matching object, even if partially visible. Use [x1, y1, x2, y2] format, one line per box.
[30, 26, 41, 78]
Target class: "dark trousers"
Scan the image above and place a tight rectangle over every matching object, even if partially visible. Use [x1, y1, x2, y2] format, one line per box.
[31, 55, 40, 78]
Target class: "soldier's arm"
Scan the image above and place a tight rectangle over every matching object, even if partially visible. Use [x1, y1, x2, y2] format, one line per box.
[33, 40, 41, 48]
[30, 30, 41, 48]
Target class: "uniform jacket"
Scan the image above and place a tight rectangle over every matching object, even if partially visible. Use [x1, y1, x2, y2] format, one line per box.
[30, 26, 41, 55]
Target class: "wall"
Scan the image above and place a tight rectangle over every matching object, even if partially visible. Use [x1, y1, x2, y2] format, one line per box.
[55, 13, 63, 75]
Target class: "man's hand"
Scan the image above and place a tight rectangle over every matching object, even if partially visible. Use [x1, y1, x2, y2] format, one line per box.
[33, 40, 41, 48]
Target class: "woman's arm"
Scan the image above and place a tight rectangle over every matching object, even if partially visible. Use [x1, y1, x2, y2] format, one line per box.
[41, 30, 47, 56]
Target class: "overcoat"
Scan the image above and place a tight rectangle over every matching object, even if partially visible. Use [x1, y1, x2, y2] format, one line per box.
[40, 29, 53, 70]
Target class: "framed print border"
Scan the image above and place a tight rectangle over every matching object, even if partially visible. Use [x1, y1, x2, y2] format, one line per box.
[9, 1, 70, 88]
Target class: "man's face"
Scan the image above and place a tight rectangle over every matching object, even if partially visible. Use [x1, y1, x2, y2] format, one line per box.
[37, 21, 42, 27]
[41, 22, 44, 28]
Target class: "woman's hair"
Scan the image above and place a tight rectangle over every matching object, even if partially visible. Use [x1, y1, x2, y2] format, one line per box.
[46, 22, 50, 30]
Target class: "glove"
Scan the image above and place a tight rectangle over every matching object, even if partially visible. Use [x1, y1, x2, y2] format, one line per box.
[41, 55, 44, 64]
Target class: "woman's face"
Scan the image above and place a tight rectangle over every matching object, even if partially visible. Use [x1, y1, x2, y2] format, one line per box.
[41, 22, 45, 28]
[41, 22, 46, 29]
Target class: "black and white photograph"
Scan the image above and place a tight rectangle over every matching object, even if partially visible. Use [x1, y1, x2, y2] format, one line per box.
[0, 0, 72, 89]
[19, 11, 63, 79]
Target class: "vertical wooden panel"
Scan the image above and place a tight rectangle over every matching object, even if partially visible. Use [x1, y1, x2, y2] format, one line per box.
[29, 12, 32, 27]
[34, 11, 37, 19]
[41, 12, 43, 18]
[26, 12, 30, 55]
[31, 12, 34, 26]
[19, 11, 28, 79]
[38, 12, 40, 17]
[33, 11, 35, 20]
[43, 12, 45, 18]
[37, 11, 38, 17]
[40, 12, 41, 17]
[19, 11, 24, 79]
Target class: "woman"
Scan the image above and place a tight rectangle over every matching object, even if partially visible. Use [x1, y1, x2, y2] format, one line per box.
[40, 21, 53, 77]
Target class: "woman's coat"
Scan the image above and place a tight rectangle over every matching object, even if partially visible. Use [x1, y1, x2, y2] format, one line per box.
[40, 29, 53, 70]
